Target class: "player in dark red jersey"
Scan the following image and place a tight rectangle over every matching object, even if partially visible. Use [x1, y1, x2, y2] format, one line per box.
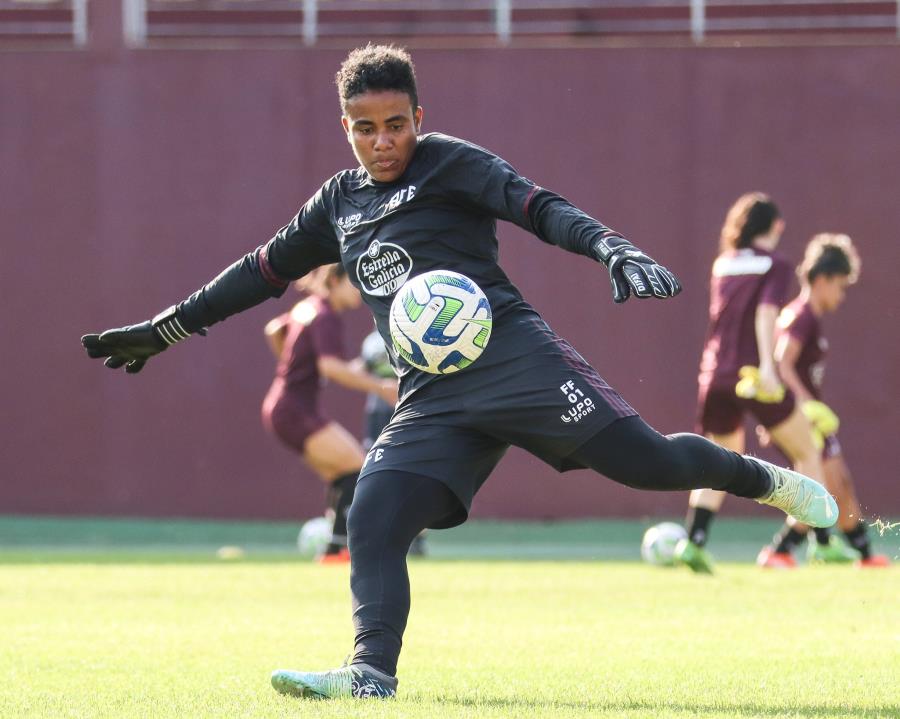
[759, 234, 889, 567]
[675, 193, 832, 573]
[262, 264, 398, 562]
[82, 46, 838, 699]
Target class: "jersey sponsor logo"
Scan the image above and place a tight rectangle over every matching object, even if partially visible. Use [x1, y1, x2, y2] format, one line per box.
[712, 251, 773, 278]
[559, 380, 595, 424]
[810, 361, 825, 388]
[337, 213, 363, 231]
[356, 240, 413, 296]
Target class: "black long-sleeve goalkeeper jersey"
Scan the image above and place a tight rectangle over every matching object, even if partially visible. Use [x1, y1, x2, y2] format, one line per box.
[176, 132, 620, 396]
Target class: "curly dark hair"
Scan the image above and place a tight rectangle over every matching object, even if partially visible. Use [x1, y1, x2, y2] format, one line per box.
[335, 44, 418, 112]
[798, 233, 860, 285]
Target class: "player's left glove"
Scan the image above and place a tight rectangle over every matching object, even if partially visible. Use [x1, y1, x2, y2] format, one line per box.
[801, 400, 840, 437]
[81, 305, 205, 374]
[591, 235, 682, 304]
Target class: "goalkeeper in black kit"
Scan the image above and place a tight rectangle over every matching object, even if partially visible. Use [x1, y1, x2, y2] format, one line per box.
[82, 45, 838, 700]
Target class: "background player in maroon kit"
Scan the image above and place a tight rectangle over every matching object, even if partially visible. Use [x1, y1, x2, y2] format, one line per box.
[262, 264, 398, 561]
[675, 193, 829, 572]
[760, 234, 890, 567]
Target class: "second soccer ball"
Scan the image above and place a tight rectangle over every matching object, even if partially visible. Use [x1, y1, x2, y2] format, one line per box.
[641, 522, 688, 567]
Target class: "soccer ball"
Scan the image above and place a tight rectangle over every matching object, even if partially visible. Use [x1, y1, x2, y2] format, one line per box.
[361, 329, 396, 379]
[640, 522, 687, 567]
[389, 270, 492, 374]
[297, 516, 332, 556]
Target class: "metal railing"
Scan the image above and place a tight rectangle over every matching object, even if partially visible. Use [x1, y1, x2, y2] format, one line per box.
[0, 0, 88, 45]
[119, 0, 900, 46]
[2, 1, 898, 47]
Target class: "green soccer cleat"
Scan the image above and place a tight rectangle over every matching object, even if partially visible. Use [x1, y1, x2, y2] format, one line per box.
[749, 457, 838, 528]
[271, 663, 397, 699]
[807, 534, 857, 564]
[673, 538, 715, 574]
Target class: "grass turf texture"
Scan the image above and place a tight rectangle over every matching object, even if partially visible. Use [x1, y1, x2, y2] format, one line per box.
[1, 517, 897, 718]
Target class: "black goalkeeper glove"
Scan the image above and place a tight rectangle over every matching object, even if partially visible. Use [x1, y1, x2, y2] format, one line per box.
[591, 235, 682, 304]
[81, 306, 204, 374]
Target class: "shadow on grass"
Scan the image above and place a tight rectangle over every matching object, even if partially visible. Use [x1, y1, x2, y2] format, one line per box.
[437, 695, 895, 717]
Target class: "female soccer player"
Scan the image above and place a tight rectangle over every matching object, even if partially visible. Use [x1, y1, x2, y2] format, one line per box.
[676, 193, 833, 572]
[759, 234, 889, 567]
[82, 45, 837, 699]
[262, 264, 397, 562]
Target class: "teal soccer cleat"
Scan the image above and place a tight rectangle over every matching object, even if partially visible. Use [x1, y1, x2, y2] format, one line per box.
[271, 663, 397, 699]
[750, 457, 838, 528]
[673, 538, 715, 574]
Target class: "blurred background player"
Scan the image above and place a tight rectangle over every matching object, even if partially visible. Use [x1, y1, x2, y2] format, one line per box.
[359, 329, 427, 556]
[262, 264, 398, 562]
[757, 234, 889, 567]
[675, 193, 830, 572]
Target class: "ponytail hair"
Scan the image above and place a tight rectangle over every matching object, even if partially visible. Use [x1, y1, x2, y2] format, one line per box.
[720, 192, 780, 253]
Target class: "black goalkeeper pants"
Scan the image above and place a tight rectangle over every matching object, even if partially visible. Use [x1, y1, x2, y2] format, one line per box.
[347, 415, 770, 676]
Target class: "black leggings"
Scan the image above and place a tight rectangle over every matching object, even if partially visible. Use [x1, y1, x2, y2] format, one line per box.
[347, 415, 770, 676]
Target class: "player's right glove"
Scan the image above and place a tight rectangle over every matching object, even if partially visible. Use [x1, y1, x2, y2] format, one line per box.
[591, 235, 682, 304]
[801, 399, 840, 437]
[735, 365, 786, 403]
[81, 305, 204, 374]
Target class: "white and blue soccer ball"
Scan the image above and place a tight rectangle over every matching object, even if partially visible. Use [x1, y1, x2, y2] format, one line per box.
[361, 329, 396, 379]
[297, 516, 332, 556]
[389, 270, 492, 374]
[640, 522, 687, 567]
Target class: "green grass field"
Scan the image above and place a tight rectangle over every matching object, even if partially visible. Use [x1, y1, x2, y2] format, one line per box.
[1, 516, 897, 718]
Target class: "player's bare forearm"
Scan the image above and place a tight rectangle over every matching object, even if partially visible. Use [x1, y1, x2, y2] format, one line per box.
[754, 304, 779, 372]
[776, 336, 814, 403]
[318, 356, 398, 403]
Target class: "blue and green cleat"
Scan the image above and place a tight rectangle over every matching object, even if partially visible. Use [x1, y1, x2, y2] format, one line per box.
[750, 457, 838, 528]
[271, 663, 397, 699]
[673, 538, 715, 574]
[807, 534, 857, 564]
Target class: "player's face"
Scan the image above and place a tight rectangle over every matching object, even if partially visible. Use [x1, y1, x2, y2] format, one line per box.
[817, 274, 850, 313]
[331, 274, 362, 311]
[341, 91, 423, 183]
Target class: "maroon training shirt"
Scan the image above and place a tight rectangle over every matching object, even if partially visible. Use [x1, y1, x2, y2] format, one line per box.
[267, 294, 344, 409]
[777, 297, 827, 400]
[698, 247, 794, 389]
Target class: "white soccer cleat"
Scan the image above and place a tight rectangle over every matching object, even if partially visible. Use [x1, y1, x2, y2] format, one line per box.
[750, 457, 838, 528]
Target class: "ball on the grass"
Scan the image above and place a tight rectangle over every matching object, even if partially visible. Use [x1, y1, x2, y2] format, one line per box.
[641, 522, 687, 566]
[297, 516, 332, 556]
[389, 270, 492, 374]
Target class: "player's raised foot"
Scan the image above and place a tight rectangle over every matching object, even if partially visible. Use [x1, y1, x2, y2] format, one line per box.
[856, 554, 891, 568]
[271, 663, 397, 699]
[673, 538, 715, 574]
[756, 545, 797, 569]
[749, 457, 838, 528]
[317, 547, 350, 564]
[807, 535, 857, 564]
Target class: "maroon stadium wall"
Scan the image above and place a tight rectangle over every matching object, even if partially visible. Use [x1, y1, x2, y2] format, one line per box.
[3, 31, 899, 521]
